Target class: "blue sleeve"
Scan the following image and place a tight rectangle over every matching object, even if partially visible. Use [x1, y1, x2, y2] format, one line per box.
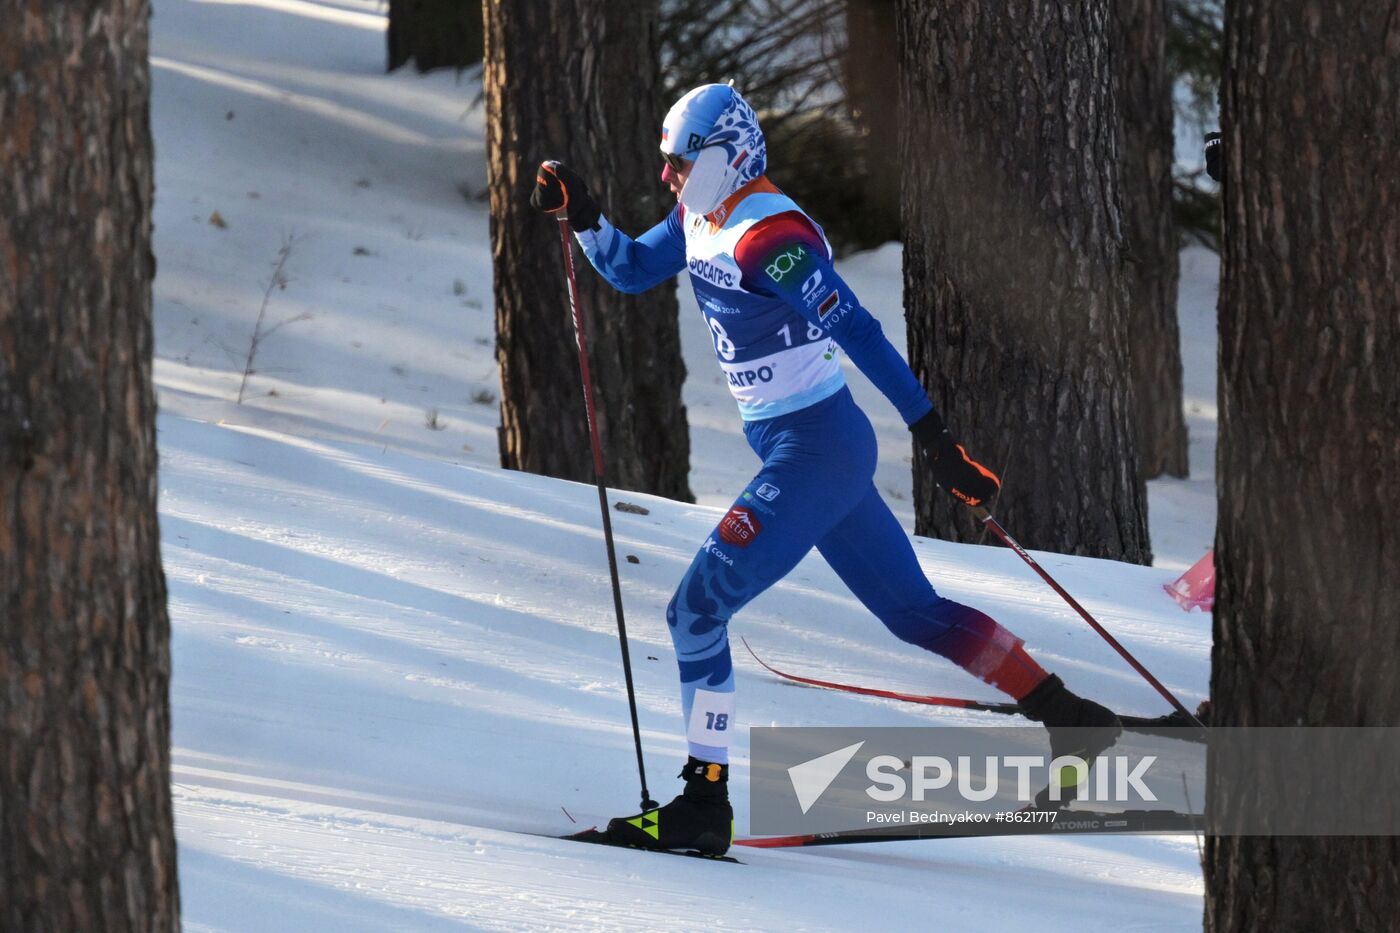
[734, 215, 934, 426]
[574, 205, 687, 295]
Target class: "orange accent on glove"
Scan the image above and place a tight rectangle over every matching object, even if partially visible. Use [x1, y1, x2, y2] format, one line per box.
[536, 162, 569, 214]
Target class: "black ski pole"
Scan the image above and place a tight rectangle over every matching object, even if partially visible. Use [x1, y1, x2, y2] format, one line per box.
[970, 505, 1207, 731]
[553, 218, 659, 811]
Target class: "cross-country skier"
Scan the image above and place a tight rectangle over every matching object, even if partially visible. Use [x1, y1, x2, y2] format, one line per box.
[531, 84, 1121, 856]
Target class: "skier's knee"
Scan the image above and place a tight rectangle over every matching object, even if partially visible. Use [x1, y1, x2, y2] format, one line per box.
[667, 587, 734, 696]
[667, 587, 730, 654]
[879, 596, 964, 652]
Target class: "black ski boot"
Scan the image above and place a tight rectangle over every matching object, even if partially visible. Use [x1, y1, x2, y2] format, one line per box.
[605, 757, 733, 855]
[1018, 674, 1123, 809]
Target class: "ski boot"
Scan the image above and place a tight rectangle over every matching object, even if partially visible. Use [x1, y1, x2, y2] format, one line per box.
[1018, 674, 1123, 810]
[605, 757, 733, 856]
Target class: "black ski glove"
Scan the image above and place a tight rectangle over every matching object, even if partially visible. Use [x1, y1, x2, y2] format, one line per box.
[911, 409, 1001, 508]
[1204, 132, 1222, 182]
[530, 160, 602, 232]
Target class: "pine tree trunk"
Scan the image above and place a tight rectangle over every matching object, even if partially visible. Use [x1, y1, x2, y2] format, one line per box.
[898, 0, 1151, 563]
[1117, 0, 1189, 479]
[844, 0, 902, 244]
[485, 0, 692, 501]
[387, 0, 483, 73]
[0, 2, 179, 929]
[1205, 0, 1400, 928]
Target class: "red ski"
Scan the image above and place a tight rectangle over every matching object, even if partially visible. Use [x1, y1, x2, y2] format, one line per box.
[739, 638, 1204, 739]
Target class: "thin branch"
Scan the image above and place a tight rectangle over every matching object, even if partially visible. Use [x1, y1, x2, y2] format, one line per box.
[237, 236, 297, 405]
[259, 312, 312, 341]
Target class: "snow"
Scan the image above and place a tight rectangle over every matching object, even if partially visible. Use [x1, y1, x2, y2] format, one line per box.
[150, 0, 1218, 928]
[1145, 245, 1221, 572]
[163, 418, 1206, 932]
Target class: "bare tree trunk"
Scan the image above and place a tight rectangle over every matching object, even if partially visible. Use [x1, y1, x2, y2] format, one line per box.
[898, 0, 1151, 563]
[387, 0, 483, 73]
[1118, 0, 1189, 479]
[844, 0, 901, 244]
[1205, 0, 1400, 928]
[0, 2, 179, 930]
[486, 0, 692, 501]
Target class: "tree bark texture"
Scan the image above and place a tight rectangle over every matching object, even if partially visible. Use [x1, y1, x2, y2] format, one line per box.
[1206, 1, 1400, 929]
[898, 0, 1152, 563]
[387, 0, 484, 73]
[844, 0, 902, 245]
[486, 0, 693, 501]
[1117, 0, 1189, 479]
[0, 2, 179, 930]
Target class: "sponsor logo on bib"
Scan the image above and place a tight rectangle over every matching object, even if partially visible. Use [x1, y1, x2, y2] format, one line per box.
[689, 257, 737, 288]
[727, 366, 775, 388]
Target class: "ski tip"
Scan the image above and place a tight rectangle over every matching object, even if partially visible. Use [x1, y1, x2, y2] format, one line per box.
[561, 827, 604, 841]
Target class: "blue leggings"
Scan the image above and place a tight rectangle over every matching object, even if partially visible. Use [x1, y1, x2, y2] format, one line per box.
[669, 388, 1040, 762]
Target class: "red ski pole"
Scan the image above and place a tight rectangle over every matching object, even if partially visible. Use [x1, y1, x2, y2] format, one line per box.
[555, 218, 658, 810]
[970, 506, 1207, 730]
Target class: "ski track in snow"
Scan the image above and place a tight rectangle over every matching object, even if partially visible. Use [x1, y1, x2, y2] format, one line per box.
[149, 0, 1217, 928]
[163, 416, 1206, 932]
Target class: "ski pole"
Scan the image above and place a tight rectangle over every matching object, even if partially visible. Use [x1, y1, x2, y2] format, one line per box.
[554, 218, 658, 811]
[969, 505, 1207, 731]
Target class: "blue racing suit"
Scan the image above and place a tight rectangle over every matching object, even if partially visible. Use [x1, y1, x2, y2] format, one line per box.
[576, 178, 1043, 762]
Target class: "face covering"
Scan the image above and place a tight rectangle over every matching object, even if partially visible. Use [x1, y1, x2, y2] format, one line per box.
[659, 83, 767, 216]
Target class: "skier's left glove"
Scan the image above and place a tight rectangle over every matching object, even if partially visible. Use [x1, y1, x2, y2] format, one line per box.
[911, 409, 1001, 508]
[530, 160, 602, 232]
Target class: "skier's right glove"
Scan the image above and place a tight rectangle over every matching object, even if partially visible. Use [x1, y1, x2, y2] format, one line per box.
[911, 409, 1001, 508]
[530, 160, 602, 232]
[1204, 132, 1222, 182]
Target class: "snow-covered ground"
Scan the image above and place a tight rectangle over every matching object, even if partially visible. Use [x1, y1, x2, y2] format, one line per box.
[150, 1, 1219, 929]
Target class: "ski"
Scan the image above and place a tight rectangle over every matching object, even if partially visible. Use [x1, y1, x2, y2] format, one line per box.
[740, 637, 1205, 741]
[735, 808, 1202, 849]
[552, 827, 743, 864]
